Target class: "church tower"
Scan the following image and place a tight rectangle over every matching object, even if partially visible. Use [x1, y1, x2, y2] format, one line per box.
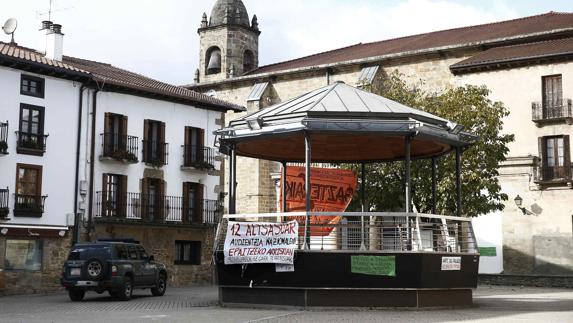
[196, 0, 260, 83]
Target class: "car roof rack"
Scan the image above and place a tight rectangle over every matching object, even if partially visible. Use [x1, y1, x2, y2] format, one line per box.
[95, 238, 140, 244]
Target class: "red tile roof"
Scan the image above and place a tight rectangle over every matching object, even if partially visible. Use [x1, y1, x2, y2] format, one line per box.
[0, 42, 244, 112]
[247, 12, 573, 76]
[450, 36, 573, 72]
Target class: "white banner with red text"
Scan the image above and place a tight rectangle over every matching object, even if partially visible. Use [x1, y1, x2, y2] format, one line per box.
[224, 221, 298, 265]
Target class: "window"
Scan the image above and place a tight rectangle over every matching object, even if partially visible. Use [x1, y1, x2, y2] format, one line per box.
[143, 120, 166, 165]
[142, 177, 165, 222]
[115, 245, 129, 260]
[101, 173, 127, 217]
[542, 75, 563, 110]
[174, 241, 201, 265]
[18, 104, 46, 155]
[243, 50, 255, 74]
[538, 135, 571, 181]
[183, 127, 205, 166]
[14, 164, 45, 217]
[20, 75, 45, 98]
[4, 239, 43, 271]
[137, 246, 149, 260]
[128, 245, 139, 260]
[183, 182, 204, 223]
[205, 47, 222, 75]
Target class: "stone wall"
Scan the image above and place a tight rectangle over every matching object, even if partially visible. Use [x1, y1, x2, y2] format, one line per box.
[0, 235, 72, 296]
[93, 224, 215, 286]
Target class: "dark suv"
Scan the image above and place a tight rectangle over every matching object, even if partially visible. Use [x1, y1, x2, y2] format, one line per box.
[61, 241, 167, 301]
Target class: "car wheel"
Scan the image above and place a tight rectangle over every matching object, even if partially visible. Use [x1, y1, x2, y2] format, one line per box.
[117, 276, 133, 301]
[151, 274, 167, 296]
[68, 289, 85, 302]
[84, 257, 106, 280]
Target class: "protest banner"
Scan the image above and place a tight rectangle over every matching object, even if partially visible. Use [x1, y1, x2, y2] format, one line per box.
[224, 220, 298, 265]
[281, 166, 357, 236]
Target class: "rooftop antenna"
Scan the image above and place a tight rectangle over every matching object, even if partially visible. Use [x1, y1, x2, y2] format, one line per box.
[35, 0, 74, 21]
[2, 18, 17, 43]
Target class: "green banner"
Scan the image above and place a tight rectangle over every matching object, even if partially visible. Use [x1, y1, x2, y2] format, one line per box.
[351, 255, 396, 276]
[479, 247, 497, 257]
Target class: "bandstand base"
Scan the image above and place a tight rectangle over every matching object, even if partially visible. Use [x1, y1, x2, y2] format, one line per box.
[219, 286, 473, 308]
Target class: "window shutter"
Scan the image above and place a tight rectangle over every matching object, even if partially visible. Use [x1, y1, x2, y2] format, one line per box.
[143, 120, 149, 162]
[119, 175, 128, 218]
[104, 113, 111, 134]
[182, 182, 190, 224]
[196, 183, 204, 223]
[141, 178, 148, 220]
[101, 174, 109, 217]
[198, 128, 205, 161]
[121, 115, 128, 151]
[157, 180, 166, 222]
[564, 135, 571, 179]
[199, 128, 205, 147]
[160, 122, 166, 164]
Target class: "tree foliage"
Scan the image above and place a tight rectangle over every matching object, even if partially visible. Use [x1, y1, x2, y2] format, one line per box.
[348, 73, 514, 217]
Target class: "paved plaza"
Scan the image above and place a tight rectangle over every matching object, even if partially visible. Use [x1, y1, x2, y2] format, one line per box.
[0, 285, 571, 322]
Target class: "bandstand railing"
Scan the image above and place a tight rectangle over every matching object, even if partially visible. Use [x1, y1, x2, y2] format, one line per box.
[215, 212, 478, 254]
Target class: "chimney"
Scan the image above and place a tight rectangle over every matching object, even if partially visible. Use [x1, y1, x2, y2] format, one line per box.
[45, 23, 64, 61]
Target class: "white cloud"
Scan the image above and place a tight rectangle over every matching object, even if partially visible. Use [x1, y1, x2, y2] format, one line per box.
[1, 0, 521, 85]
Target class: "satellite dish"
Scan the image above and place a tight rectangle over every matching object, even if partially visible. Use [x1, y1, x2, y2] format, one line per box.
[2, 18, 17, 43]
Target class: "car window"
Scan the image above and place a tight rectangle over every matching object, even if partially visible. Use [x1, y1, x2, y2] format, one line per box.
[115, 245, 129, 260]
[68, 245, 111, 260]
[137, 246, 149, 260]
[128, 246, 139, 260]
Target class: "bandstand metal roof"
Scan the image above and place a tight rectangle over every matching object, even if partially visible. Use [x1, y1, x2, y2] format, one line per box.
[216, 82, 477, 163]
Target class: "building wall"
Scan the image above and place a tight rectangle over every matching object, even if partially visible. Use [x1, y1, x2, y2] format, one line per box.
[89, 91, 222, 201]
[93, 224, 215, 287]
[0, 66, 80, 227]
[457, 62, 573, 274]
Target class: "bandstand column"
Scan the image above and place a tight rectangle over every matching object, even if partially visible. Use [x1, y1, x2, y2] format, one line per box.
[405, 136, 412, 213]
[360, 163, 366, 250]
[455, 147, 462, 217]
[281, 161, 287, 212]
[431, 157, 437, 214]
[304, 132, 311, 248]
[229, 144, 237, 215]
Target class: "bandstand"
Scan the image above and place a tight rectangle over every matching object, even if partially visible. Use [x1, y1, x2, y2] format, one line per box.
[213, 81, 480, 308]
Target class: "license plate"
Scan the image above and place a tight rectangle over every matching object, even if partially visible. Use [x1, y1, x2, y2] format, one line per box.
[70, 268, 81, 276]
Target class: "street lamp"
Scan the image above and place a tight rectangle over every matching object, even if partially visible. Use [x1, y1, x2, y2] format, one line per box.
[514, 195, 526, 215]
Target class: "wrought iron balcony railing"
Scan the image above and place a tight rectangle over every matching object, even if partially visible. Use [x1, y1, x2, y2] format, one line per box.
[531, 99, 573, 123]
[182, 145, 217, 170]
[13, 193, 47, 217]
[534, 164, 573, 183]
[0, 121, 8, 155]
[142, 140, 168, 166]
[100, 133, 139, 163]
[95, 191, 221, 225]
[15, 131, 48, 155]
[0, 187, 9, 218]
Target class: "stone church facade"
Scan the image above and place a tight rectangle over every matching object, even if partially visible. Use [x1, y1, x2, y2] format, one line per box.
[188, 1, 573, 276]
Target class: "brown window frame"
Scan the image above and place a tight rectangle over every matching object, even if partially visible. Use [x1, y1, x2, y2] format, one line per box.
[101, 173, 128, 218]
[542, 74, 563, 110]
[142, 119, 166, 165]
[20, 75, 45, 98]
[141, 177, 166, 222]
[184, 126, 205, 165]
[14, 163, 44, 217]
[174, 240, 201, 265]
[15, 163, 43, 197]
[182, 182, 204, 223]
[538, 135, 571, 181]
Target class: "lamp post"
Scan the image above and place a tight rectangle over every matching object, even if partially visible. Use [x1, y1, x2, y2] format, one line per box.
[514, 195, 526, 215]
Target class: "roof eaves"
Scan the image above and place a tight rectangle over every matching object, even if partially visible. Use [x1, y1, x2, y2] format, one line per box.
[188, 27, 573, 89]
[450, 51, 573, 74]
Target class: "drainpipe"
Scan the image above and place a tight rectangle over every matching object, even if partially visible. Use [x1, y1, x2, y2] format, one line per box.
[87, 89, 99, 238]
[73, 84, 87, 245]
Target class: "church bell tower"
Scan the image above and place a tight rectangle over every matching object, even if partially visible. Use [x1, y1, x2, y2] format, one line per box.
[196, 0, 260, 83]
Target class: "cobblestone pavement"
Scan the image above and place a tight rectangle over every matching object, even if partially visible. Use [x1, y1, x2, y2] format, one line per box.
[0, 285, 572, 322]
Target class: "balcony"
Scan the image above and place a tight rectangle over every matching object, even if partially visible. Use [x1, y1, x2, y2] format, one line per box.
[181, 145, 217, 171]
[95, 191, 221, 225]
[100, 133, 139, 163]
[0, 121, 8, 155]
[142, 140, 168, 166]
[534, 163, 573, 185]
[532, 99, 573, 126]
[15, 131, 48, 156]
[13, 193, 47, 217]
[0, 187, 9, 219]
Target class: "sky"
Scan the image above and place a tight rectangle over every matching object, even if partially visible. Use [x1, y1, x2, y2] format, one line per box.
[2, 0, 572, 85]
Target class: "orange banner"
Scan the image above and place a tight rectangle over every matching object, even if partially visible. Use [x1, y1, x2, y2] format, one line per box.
[282, 166, 357, 236]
